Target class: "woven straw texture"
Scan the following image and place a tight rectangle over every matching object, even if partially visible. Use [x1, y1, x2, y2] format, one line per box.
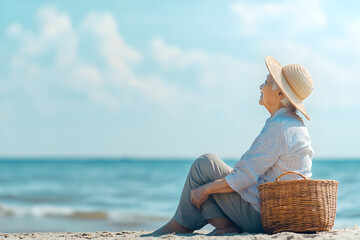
[265, 56, 313, 120]
[258, 171, 339, 234]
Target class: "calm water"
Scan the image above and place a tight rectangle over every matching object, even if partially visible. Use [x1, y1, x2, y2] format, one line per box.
[0, 159, 358, 233]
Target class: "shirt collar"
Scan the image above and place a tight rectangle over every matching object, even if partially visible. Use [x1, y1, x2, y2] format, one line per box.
[269, 108, 289, 121]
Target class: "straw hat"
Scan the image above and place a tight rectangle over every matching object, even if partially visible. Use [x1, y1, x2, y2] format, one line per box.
[265, 56, 314, 120]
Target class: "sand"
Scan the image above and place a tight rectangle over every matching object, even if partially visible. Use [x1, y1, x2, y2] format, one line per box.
[0, 226, 359, 240]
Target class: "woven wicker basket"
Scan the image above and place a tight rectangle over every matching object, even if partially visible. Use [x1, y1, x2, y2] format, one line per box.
[258, 171, 339, 234]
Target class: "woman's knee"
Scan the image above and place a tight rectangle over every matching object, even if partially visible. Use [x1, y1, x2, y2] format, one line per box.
[189, 153, 231, 185]
[193, 153, 220, 168]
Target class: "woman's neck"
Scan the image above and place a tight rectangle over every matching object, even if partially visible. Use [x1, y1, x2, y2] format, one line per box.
[268, 103, 283, 118]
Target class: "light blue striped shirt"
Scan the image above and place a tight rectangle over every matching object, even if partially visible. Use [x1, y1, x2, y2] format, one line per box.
[225, 108, 314, 213]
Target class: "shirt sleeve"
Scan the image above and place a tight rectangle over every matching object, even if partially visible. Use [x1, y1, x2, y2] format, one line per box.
[225, 121, 287, 193]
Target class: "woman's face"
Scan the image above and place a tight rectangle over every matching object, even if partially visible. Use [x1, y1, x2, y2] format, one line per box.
[259, 74, 281, 111]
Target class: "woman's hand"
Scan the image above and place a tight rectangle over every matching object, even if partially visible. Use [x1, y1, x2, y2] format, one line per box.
[190, 178, 234, 211]
[191, 184, 210, 211]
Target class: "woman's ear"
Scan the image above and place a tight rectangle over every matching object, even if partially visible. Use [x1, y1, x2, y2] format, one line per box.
[278, 91, 285, 100]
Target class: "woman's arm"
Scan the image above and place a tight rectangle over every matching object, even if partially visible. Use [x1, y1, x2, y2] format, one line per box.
[190, 178, 234, 210]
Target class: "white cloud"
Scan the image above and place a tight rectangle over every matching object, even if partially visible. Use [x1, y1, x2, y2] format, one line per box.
[68, 64, 122, 110]
[6, 23, 23, 36]
[324, 19, 360, 63]
[7, 7, 78, 67]
[38, 7, 78, 66]
[79, 12, 195, 115]
[231, 0, 326, 36]
[5, 7, 194, 116]
[150, 37, 265, 125]
[81, 12, 142, 66]
[151, 37, 207, 69]
[151, 37, 259, 92]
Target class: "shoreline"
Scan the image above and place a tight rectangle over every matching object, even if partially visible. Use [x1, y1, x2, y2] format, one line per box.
[0, 226, 358, 240]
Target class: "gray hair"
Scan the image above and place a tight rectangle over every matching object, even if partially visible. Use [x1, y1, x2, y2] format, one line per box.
[272, 81, 297, 112]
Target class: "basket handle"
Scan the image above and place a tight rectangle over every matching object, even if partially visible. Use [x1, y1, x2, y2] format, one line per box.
[276, 171, 307, 182]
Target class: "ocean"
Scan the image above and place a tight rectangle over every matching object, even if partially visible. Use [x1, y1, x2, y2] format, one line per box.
[0, 158, 358, 233]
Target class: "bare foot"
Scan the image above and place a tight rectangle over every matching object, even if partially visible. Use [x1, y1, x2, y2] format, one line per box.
[207, 217, 243, 236]
[151, 219, 194, 236]
[208, 225, 242, 236]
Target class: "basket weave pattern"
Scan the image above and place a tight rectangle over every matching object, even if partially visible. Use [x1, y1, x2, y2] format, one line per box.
[258, 171, 339, 234]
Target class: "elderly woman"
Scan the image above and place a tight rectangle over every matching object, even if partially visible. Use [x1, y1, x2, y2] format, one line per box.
[153, 56, 314, 235]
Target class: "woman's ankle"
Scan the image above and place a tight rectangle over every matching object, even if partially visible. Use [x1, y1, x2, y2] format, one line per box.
[152, 219, 193, 235]
[208, 225, 242, 236]
[207, 217, 233, 229]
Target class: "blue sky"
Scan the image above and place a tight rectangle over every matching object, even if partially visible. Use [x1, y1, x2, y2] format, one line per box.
[0, 0, 359, 159]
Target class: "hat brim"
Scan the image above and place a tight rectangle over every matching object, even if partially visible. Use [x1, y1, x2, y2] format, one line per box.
[265, 56, 310, 120]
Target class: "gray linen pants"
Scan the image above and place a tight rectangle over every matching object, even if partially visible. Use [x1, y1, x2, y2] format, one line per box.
[173, 153, 264, 233]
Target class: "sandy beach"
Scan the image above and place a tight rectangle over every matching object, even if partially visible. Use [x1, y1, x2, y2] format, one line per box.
[0, 226, 358, 240]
